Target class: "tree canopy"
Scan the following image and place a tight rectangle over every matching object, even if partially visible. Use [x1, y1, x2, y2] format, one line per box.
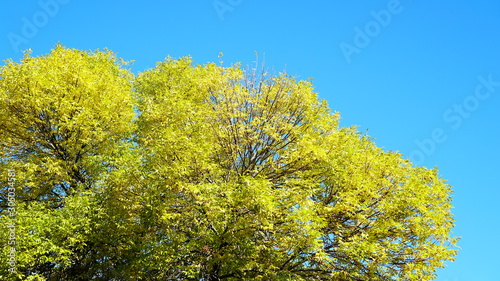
[0, 45, 457, 280]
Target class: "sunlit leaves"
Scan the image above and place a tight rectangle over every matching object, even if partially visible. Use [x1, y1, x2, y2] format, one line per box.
[0, 45, 135, 205]
[0, 46, 457, 280]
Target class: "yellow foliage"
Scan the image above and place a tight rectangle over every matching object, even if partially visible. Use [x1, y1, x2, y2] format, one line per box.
[0, 46, 457, 280]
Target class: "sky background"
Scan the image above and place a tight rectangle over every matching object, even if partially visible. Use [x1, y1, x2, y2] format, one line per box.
[1, 1, 499, 280]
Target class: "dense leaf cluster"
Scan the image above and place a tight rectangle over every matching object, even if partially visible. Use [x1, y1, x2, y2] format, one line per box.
[0, 45, 457, 280]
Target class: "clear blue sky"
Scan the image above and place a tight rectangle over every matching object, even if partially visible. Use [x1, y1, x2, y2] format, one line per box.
[2, 1, 499, 280]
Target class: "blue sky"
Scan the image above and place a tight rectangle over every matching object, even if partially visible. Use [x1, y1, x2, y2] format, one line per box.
[2, 1, 499, 280]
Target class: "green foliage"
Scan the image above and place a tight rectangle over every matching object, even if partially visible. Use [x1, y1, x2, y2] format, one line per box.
[0, 44, 135, 204]
[0, 45, 457, 280]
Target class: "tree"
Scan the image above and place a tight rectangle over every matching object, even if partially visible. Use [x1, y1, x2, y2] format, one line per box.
[0, 45, 458, 280]
[0, 45, 137, 280]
